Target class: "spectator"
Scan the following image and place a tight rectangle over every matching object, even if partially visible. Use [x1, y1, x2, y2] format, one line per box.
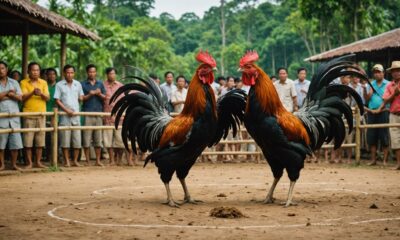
[382, 61, 400, 170]
[211, 79, 221, 97]
[273, 67, 298, 112]
[46, 68, 57, 112]
[365, 64, 389, 166]
[103, 67, 129, 166]
[45, 68, 58, 162]
[171, 75, 187, 113]
[20, 62, 49, 168]
[294, 68, 310, 108]
[270, 75, 278, 82]
[81, 64, 106, 166]
[0, 61, 23, 171]
[350, 74, 365, 105]
[160, 71, 177, 112]
[220, 76, 235, 96]
[40, 68, 47, 81]
[9, 70, 21, 82]
[217, 76, 226, 95]
[240, 77, 251, 95]
[235, 78, 243, 90]
[333, 74, 353, 163]
[54, 65, 83, 167]
[149, 73, 160, 85]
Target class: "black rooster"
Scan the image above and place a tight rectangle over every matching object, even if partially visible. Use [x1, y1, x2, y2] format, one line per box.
[111, 51, 246, 207]
[238, 51, 370, 206]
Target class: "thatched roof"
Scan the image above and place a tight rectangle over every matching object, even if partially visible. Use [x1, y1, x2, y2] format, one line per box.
[305, 28, 400, 63]
[0, 0, 100, 41]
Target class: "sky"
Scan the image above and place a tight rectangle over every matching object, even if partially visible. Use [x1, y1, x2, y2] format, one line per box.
[150, 0, 221, 19]
[37, 0, 222, 19]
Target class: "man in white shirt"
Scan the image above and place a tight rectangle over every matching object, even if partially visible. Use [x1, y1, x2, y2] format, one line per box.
[160, 71, 177, 101]
[273, 67, 298, 112]
[171, 75, 188, 113]
[294, 67, 310, 108]
[160, 71, 177, 112]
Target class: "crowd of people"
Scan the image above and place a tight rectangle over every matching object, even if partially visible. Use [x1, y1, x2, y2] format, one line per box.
[1, 60, 400, 171]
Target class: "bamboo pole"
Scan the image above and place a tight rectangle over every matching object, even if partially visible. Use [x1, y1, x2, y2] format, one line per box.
[0, 127, 53, 134]
[57, 126, 115, 131]
[58, 112, 112, 117]
[355, 107, 361, 165]
[0, 112, 53, 117]
[52, 108, 58, 168]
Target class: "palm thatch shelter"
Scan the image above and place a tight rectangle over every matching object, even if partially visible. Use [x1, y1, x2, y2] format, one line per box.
[305, 28, 400, 71]
[0, 0, 100, 75]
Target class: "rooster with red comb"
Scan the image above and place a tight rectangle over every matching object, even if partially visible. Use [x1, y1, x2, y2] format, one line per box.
[239, 50, 370, 207]
[111, 51, 246, 207]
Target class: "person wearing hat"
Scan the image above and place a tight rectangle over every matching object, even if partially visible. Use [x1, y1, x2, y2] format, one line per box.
[364, 64, 390, 166]
[381, 61, 400, 170]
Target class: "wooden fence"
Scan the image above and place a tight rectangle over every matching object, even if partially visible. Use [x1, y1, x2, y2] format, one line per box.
[0, 107, 395, 167]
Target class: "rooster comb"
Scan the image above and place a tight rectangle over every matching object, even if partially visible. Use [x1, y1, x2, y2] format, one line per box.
[239, 50, 259, 67]
[196, 50, 217, 68]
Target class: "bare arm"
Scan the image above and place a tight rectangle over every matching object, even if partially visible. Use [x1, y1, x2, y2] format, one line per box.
[0, 91, 9, 101]
[96, 90, 106, 100]
[40, 92, 50, 101]
[7, 91, 22, 102]
[82, 91, 93, 102]
[22, 90, 35, 102]
[292, 96, 298, 111]
[55, 99, 73, 116]
[364, 86, 372, 102]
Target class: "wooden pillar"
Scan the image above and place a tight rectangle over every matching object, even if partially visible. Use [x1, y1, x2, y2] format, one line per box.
[60, 33, 66, 76]
[355, 107, 361, 165]
[52, 108, 59, 168]
[22, 23, 29, 78]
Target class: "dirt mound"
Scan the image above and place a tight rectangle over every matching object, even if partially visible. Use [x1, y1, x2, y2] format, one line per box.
[210, 206, 246, 219]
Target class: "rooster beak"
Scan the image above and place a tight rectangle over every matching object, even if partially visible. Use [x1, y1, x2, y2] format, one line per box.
[237, 67, 243, 72]
[213, 67, 218, 72]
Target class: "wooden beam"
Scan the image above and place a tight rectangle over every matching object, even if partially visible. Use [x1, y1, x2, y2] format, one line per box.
[22, 23, 29, 78]
[60, 33, 66, 76]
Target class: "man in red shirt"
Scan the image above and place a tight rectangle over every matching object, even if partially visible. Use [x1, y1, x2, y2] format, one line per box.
[382, 61, 400, 170]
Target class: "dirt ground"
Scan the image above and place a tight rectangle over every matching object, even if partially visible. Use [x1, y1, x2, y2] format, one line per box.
[0, 162, 399, 240]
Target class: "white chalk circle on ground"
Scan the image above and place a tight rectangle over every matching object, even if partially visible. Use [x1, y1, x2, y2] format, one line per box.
[47, 182, 400, 229]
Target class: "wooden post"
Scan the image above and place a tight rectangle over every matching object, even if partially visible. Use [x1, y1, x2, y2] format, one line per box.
[52, 108, 58, 168]
[355, 107, 361, 165]
[60, 33, 66, 77]
[22, 23, 29, 78]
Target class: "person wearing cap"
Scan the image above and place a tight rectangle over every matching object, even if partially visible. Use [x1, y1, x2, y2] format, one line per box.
[381, 61, 400, 170]
[364, 64, 390, 166]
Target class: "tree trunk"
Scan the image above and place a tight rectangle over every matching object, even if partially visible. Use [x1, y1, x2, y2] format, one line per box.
[220, 0, 226, 76]
[271, 48, 275, 73]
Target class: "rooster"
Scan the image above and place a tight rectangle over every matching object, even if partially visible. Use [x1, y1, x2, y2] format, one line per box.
[111, 51, 246, 207]
[238, 51, 370, 207]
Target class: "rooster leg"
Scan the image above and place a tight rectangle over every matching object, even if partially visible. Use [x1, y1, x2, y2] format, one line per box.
[179, 178, 203, 204]
[262, 178, 280, 204]
[163, 183, 180, 208]
[282, 181, 298, 207]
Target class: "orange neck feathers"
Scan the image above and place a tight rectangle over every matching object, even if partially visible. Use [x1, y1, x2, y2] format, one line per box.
[181, 71, 217, 119]
[250, 65, 310, 145]
[158, 70, 217, 148]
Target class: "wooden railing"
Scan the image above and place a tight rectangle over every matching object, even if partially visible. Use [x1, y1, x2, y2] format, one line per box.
[0, 107, 394, 168]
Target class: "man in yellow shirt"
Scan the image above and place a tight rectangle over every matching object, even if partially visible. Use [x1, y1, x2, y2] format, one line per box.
[20, 62, 49, 169]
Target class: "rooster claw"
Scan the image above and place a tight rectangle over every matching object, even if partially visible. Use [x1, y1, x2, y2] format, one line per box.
[261, 197, 275, 204]
[281, 201, 298, 207]
[163, 200, 181, 208]
[182, 197, 203, 205]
